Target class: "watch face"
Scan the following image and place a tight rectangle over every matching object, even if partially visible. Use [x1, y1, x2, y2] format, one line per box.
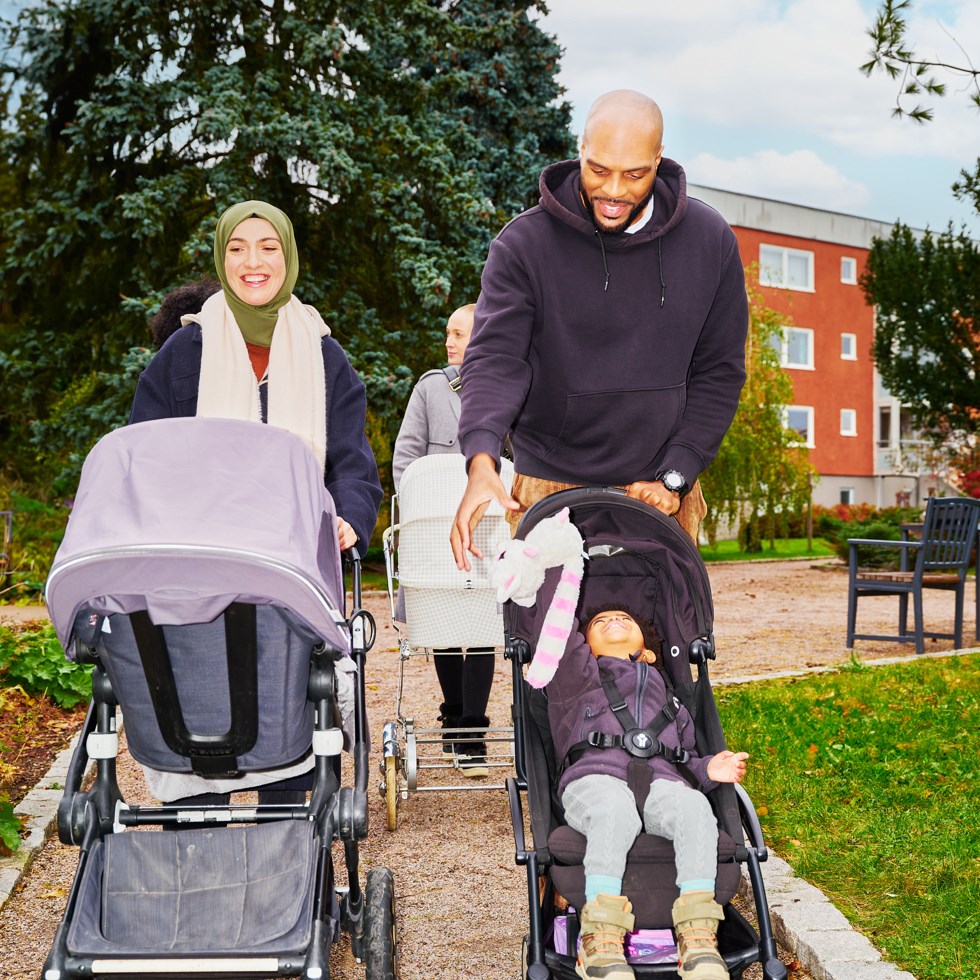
[662, 470, 685, 491]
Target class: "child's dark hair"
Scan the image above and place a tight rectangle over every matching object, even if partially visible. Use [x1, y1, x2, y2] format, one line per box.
[582, 602, 662, 664]
[150, 277, 221, 349]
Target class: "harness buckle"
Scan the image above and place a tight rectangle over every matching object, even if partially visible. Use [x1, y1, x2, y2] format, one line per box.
[622, 729, 658, 759]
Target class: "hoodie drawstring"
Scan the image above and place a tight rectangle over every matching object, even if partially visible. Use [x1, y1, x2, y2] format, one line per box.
[595, 229, 666, 306]
[596, 229, 610, 292]
[658, 238, 665, 308]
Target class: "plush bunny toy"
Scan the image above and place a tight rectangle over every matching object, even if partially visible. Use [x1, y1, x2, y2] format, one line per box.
[490, 507, 585, 688]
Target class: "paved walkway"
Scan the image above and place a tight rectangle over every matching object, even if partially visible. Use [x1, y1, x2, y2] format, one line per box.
[3, 591, 957, 979]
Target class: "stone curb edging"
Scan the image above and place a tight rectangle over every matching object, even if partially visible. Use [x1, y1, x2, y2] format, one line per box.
[0, 728, 86, 913]
[6, 648, 975, 973]
[736, 855, 916, 980]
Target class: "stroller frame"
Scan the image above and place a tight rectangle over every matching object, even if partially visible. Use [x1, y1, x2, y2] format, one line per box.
[43, 557, 395, 980]
[379, 455, 517, 830]
[503, 488, 788, 980]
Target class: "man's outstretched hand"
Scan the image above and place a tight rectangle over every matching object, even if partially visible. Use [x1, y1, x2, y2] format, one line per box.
[450, 453, 519, 571]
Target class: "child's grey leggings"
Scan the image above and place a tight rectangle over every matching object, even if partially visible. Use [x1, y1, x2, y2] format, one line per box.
[561, 773, 718, 888]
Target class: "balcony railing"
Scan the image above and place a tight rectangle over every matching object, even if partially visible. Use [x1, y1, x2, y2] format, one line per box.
[875, 439, 937, 475]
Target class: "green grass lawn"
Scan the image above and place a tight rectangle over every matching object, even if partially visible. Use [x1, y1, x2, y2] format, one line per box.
[716, 653, 980, 980]
[699, 537, 836, 562]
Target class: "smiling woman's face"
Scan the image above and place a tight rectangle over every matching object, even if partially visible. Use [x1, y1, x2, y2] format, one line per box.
[223, 217, 286, 307]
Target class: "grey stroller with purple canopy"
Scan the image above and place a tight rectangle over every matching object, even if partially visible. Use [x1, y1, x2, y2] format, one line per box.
[42, 417, 397, 980]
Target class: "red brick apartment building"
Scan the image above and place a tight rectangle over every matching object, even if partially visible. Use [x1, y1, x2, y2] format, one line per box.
[690, 184, 938, 509]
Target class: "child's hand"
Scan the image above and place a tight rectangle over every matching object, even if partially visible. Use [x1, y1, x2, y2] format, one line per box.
[706, 750, 749, 784]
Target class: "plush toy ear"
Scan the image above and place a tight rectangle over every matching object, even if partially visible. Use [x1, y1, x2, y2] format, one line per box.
[490, 538, 546, 606]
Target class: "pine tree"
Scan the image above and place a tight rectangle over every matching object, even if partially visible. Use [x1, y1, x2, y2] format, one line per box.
[0, 0, 574, 490]
[862, 223, 979, 452]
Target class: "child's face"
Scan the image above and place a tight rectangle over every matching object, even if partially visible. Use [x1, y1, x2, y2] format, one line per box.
[585, 610, 645, 660]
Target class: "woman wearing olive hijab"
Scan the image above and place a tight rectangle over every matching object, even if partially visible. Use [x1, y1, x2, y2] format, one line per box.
[131, 200, 382, 553]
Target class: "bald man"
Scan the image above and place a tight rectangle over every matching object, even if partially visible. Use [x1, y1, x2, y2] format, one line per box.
[451, 90, 748, 568]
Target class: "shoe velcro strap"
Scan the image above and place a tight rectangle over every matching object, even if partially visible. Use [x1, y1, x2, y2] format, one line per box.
[585, 907, 635, 929]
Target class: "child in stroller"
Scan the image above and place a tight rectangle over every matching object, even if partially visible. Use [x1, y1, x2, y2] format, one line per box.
[549, 602, 748, 980]
[500, 491, 786, 980]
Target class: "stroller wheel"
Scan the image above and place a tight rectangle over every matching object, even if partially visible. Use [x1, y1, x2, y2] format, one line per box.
[384, 755, 399, 831]
[365, 867, 398, 980]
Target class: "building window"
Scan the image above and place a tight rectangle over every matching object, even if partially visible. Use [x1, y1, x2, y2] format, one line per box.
[784, 405, 814, 447]
[878, 405, 892, 447]
[840, 487, 855, 504]
[841, 256, 858, 284]
[841, 333, 857, 360]
[841, 409, 857, 436]
[759, 244, 814, 291]
[772, 326, 814, 369]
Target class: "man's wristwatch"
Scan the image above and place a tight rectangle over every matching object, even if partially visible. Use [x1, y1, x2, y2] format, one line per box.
[657, 469, 689, 499]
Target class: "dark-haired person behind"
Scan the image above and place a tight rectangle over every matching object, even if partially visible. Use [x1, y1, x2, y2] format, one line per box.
[149, 277, 221, 349]
[129, 200, 383, 808]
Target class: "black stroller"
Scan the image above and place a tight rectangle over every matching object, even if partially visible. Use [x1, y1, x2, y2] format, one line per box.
[504, 488, 787, 980]
[42, 417, 397, 980]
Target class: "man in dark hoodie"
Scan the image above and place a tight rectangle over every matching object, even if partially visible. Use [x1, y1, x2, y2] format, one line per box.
[450, 90, 747, 570]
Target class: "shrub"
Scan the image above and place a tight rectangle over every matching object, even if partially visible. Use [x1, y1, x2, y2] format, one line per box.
[828, 520, 906, 567]
[959, 469, 980, 499]
[0, 622, 92, 709]
[0, 490, 70, 604]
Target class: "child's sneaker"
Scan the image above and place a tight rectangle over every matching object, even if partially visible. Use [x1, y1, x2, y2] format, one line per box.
[671, 891, 728, 979]
[575, 894, 636, 979]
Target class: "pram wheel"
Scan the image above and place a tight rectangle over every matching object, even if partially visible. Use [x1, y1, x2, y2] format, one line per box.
[365, 866, 399, 979]
[384, 754, 399, 831]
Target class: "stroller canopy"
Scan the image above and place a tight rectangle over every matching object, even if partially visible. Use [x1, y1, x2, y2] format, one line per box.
[506, 488, 715, 689]
[46, 417, 349, 653]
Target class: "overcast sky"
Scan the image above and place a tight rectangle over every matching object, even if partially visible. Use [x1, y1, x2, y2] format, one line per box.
[2, 1, 975, 234]
[537, 0, 979, 235]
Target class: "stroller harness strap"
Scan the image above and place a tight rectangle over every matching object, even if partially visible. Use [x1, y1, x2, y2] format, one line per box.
[561, 673, 700, 813]
[563, 678, 690, 770]
[130, 604, 260, 776]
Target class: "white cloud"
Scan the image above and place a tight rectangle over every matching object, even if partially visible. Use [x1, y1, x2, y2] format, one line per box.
[685, 148, 872, 212]
[540, 0, 977, 162]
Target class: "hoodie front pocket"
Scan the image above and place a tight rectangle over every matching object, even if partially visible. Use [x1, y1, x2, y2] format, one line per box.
[547, 386, 685, 477]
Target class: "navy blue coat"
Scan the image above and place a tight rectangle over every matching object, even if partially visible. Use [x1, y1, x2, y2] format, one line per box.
[129, 322, 383, 554]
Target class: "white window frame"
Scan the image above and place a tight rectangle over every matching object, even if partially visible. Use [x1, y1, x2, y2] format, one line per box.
[759, 244, 815, 291]
[840, 487, 856, 505]
[773, 326, 814, 370]
[841, 256, 858, 284]
[784, 405, 815, 448]
[840, 408, 857, 437]
[841, 332, 857, 360]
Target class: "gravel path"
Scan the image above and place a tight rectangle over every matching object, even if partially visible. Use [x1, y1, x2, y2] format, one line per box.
[1, 559, 974, 978]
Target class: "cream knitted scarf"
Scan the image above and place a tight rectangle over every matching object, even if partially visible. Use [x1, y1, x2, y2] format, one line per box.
[192, 291, 331, 472]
